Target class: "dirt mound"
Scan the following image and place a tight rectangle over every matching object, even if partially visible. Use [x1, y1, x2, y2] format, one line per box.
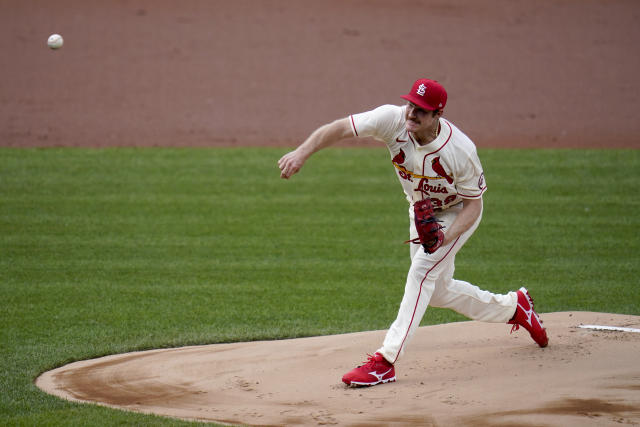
[37, 312, 640, 426]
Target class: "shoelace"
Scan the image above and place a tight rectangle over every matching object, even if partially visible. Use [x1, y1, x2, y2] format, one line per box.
[510, 291, 532, 334]
[359, 353, 379, 368]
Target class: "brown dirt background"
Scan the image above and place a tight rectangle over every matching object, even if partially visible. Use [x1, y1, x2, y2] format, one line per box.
[1, 0, 639, 149]
[5, 0, 639, 426]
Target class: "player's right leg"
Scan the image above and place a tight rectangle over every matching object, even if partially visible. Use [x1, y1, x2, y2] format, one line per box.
[342, 250, 440, 387]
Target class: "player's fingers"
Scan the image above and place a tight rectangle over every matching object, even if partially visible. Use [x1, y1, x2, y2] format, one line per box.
[278, 151, 294, 167]
[278, 153, 303, 179]
[279, 161, 291, 176]
[288, 164, 303, 178]
[280, 164, 299, 179]
[279, 160, 291, 178]
[278, 155, 290, 175]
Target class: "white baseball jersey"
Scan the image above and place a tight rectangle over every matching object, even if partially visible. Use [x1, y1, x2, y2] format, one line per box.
[350, 104, 487, 208]
[349, 104, 514, 364]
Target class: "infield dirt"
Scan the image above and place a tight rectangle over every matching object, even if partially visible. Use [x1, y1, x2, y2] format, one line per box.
[37, 312, 640, 426]
[6, 0, 640, 426]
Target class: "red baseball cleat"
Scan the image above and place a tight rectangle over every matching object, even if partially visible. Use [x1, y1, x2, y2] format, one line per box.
[342, 353, 396, 387]
[509, 287, 549, 347]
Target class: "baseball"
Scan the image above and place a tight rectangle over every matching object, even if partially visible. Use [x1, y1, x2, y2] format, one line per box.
[47, 34, 64, 49]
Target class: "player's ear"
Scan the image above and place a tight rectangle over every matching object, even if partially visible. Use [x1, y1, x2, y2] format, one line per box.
[433, 109, 443, 118]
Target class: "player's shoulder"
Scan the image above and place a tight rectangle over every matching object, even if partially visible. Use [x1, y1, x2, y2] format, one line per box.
[351, 104, 404, 124]
[351, 104, 406, 141]
[442, 118, 478, 156]
[359, 104, 406, 129]
[367, 104, 405, 120]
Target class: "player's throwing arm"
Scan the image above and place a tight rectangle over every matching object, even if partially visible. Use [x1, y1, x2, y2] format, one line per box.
[278, 118, 353, 179]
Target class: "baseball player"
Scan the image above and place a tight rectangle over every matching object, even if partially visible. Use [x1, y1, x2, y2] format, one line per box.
[278, 78, 548, 387]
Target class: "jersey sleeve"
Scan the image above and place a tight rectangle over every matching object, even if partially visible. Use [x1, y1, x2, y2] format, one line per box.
[454, 147, 487, 199]
[350, 105, 403, 143]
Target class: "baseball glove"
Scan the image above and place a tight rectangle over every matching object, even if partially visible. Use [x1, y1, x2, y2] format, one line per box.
[405, 199, 445, 254]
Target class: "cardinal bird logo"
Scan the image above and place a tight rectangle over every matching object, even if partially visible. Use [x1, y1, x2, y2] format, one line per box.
[392, 149, 406, 165]
[431, 157, 453, 184]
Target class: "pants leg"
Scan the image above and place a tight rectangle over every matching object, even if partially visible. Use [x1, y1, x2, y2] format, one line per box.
[377, 243, 454, 364]
[430, 275, 517, 322]
[378, 203, 517, 364]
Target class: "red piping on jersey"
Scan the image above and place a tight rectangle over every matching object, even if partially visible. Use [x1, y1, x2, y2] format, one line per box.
[458, 182, 487, 199]
[350, 115, 359, 136]
[392, 235, 461, 364]
[457, 191, 485, 199]
[421, 121, 453, 175]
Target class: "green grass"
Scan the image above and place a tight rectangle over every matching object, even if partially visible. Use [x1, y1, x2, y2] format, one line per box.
[1, 147, 639, 425]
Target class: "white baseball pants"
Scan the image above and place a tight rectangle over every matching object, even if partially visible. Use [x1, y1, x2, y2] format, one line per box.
[377, 202, 518, 364]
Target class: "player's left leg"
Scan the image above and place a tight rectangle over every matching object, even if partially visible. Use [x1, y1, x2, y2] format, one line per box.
[429, 275, 517, 322]
[430, 269, 548, 347]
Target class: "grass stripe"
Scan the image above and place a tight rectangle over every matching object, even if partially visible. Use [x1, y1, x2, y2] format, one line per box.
[1, 147, 638, 424]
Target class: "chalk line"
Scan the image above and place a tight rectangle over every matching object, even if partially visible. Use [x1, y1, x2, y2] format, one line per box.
[579, 324, 640, 333]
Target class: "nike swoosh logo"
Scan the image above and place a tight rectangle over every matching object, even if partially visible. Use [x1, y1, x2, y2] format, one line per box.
[396, 137, 408, 143]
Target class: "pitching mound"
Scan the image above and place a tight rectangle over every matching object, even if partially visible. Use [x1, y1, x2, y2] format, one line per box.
[36, 312, 640, 426]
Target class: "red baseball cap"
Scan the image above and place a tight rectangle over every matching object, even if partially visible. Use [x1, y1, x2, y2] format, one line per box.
[401, 78, 447, 111]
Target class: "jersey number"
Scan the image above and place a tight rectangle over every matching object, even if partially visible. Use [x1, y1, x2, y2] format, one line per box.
[430, 195, 457, 208]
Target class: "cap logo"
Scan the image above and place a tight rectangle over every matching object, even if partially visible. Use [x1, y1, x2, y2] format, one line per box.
[416, 83, 426, 96]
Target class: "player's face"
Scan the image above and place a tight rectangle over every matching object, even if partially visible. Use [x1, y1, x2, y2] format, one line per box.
[405, 102, 438, 134]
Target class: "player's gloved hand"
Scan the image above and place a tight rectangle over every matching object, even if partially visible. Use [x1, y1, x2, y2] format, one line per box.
[405, 199, 445, 254]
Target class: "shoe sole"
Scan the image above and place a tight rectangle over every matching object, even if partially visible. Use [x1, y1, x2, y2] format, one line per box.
[345, 377, 396, 387]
